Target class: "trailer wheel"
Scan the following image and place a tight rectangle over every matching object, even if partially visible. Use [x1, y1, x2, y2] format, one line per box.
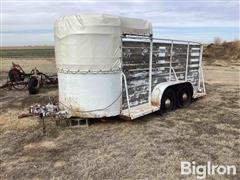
[28, 77, 39, 94]
[159, 88, 177, 114]
[8, 68, 24, 82]
[177, 85, 192, 108]
[8, 69, 26, 90]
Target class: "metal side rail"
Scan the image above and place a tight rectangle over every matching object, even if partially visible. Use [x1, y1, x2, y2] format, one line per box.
[121, 72, 131, 117]
[120, 72, 159, 120]
[193, 66, 206, 98]
[193, 45, 206, 99]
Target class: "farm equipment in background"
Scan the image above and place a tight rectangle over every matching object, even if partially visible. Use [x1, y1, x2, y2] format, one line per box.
[0, 62, 58, 94]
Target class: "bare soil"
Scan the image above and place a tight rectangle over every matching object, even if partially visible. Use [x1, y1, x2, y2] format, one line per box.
[0, 58, 239, 179]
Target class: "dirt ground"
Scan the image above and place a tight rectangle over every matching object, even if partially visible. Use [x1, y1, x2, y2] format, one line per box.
[0, 58, 239, 179]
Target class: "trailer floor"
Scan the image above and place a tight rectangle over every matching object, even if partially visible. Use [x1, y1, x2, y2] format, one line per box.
[0, 58, 239, 179]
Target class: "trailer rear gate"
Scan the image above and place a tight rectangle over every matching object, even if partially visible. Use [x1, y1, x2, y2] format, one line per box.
[121, 37, 202, 111]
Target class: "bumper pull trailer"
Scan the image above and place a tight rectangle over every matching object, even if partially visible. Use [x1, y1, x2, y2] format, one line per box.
[55, 14, 206, 120]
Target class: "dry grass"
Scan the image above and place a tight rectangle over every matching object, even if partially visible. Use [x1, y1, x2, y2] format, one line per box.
[204, 41, 240, 66]
[0, 57, 240, 179]
[0, 47, 54, 59]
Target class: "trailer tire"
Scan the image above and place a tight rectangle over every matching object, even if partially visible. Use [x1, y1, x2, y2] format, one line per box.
[159, 88, 177, 115]
[28, 77, 39, 94]
[177, 85, 192, 108]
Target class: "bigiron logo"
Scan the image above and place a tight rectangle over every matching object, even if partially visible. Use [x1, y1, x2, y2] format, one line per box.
[181, 161, 237, 179]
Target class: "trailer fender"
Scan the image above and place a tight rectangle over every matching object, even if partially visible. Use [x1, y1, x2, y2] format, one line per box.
[151, 81, 193, 107]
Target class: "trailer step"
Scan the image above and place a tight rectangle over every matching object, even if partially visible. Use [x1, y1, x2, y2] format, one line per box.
[120, 103, 159, 120]
[193, 92, 206, 99]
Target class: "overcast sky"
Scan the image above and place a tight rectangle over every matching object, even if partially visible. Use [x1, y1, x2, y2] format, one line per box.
[1, 0, 239, 46]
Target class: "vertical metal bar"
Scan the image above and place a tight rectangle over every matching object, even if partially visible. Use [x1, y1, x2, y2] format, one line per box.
[169, 40, 174, 81]
[41, 116, 46, 135]
[122, 72, 131, 116]
[198, 45, 203, 90]
[120, 36, 123, 111]
[171, 67, 179, 81]
[199, 45, 206, 93]
[185, 42, 190, 81]
[148, 37, 153, 104]
[200, 66, 206, 94]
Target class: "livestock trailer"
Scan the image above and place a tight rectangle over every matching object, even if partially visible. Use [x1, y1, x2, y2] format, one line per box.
[54, 13, 206, 120]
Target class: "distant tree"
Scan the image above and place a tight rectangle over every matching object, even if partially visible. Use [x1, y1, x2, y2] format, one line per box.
[213, 37, 222, 45]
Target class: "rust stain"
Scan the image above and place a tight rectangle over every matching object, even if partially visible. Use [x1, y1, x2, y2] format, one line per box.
[151, 88, 161, 107]
[151, 100, 160, 107]
[59, 96, 109, 118]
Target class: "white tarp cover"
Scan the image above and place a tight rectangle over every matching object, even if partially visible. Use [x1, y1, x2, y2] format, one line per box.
[55, 13, 152, 39]
[54, 13, 152, 71]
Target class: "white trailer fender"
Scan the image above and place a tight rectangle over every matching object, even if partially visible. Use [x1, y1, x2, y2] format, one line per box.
[151, 81, 193, 107]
